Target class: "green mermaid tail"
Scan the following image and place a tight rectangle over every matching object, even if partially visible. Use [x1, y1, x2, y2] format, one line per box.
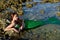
[47, 17, 60, 24]
[24, 20, 46, 29]
[24, 17, 60, 29]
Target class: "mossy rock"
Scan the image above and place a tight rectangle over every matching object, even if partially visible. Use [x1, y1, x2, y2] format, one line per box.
[0, 19, 6, 30]
[26, 3, 33, 8]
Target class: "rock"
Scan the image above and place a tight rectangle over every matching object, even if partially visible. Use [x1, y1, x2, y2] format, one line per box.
[18, 24, 60, 40]
[56, 12, 60, 16]
[40, 9, 45, 14]
[33, 2, 38, 5]
[26, 3, 33, 8]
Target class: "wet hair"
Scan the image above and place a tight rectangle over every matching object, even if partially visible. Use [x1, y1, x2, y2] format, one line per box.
[11, 12, 18, 16]
[10, 12, 22, 26]
[10, 12, 18, 20]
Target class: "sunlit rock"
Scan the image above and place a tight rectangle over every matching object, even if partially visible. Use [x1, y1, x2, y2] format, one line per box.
[11, 5, 17, 11]
[18, 7, 22, 10]
[56, 12, 60, 16]
[26, 3, 33, 8]
[53, 0, 60, 2]
[0, 19, 6, 30]
[18, 10, 23, 15]
[42, 0, 60, 3]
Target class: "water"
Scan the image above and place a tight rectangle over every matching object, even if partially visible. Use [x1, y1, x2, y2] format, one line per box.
[23, 2, 60, 21]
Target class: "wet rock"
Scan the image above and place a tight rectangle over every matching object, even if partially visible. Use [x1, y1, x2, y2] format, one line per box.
[56, 12, 60, 16]
[26, 3, 33, 8]
[33, 2, 38, 5]
[18, 24, 60, 40]
[42, 0, 60, 3]
[40, 9, 45, 14]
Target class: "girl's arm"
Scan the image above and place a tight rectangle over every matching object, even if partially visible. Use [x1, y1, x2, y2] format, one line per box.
[4, 20, 15, 31]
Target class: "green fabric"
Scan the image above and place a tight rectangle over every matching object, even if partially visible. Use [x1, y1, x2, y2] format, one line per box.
[15, 24, 20, 29]
[47, 17, 60, 24]
[24, 20, 45, 29]
[24, 17, 60, 29]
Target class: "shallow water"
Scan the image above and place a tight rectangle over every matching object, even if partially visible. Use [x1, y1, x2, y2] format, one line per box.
[23, 2, 60, 21]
